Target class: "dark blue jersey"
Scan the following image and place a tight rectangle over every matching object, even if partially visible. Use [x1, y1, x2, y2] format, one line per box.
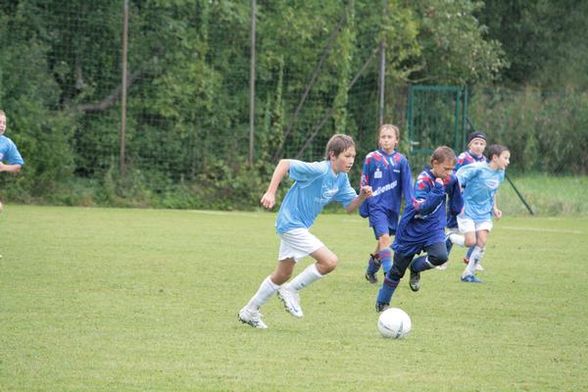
[393, 166, 463, 256]
[358, 149, 413, 220]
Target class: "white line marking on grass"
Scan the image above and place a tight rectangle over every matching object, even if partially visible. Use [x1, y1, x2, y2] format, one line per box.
[500, 226, 583, 235]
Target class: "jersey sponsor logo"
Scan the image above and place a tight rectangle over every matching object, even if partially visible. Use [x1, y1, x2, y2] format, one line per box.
[373, 180, 397, 196]
[317, 186, 339, 203]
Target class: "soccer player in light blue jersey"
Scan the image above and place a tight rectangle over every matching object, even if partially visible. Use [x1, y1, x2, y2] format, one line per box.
[448, 144, 511, 283]
[239, 134, 373, 329]
[438, 131, 488, 271]
[359, 124, 413, 284]
[0, 110, 25, 213]
[0, 110, 24, 259]
[375, 146, 463, 312]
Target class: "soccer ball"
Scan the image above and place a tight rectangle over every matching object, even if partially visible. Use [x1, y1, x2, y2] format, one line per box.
[377, 307, 411, 339]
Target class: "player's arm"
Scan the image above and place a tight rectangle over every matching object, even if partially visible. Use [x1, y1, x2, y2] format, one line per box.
[401, 159, 414, 206]
[260, 159, 290, 209]
[0, 162, 22, 173]
[447, 176, 464, 215]
[492, 191, 502, 219]
[413, 178, 445, 215]
[345, 185, 373, 213]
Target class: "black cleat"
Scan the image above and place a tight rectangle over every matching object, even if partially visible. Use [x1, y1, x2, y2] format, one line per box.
[364, 254, 381, 284]
[409, 268, 421, 292]
[365, 272, 378, 284]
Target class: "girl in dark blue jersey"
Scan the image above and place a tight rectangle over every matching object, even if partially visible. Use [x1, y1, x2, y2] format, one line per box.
[359, 124, 413, 284]
[376, 146, 463, 311]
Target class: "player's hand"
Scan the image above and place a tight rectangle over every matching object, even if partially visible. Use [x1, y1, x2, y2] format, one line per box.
[360, 185, 373, 199]
[260, 192, 276, 209]
[435, 178, 444, 186]
[493, 208, 503, 219]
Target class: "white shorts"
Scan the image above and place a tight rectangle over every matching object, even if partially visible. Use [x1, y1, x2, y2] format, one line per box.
[278, 228, 325, 262]
[457, 214, 493, 233]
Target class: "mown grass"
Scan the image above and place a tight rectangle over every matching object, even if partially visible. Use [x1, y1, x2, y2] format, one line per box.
[498, 174, 588, 216]
[1, 205, 587, 391]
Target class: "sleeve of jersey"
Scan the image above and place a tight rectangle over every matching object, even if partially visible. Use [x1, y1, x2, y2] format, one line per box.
[288, 160, 325, 182]
[335, 175, 358, 208]
[401, 158, 414, 206]
[6, 141, 24, 165]
[413, 178, 445, 215]
[456, 163, 478, 188]
[447, 176, 464, 215]
[454, 153, 470, 172]
[360, 156, 371, 187]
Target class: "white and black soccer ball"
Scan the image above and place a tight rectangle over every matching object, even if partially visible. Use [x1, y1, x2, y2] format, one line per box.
[377, 307, 411, 339]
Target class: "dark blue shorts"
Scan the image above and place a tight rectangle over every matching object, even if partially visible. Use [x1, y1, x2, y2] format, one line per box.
[369, 208, 399, 239]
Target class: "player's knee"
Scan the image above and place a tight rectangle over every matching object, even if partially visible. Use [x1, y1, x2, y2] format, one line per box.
[464, 238, 476, 247]
[271, 271, 291, 285]
[429, 253, 448, 266]
[428, 245, 448, 266]
[318, 255, 338, 274]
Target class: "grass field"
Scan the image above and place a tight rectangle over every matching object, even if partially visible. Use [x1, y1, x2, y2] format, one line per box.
[1, 205, 587, 391]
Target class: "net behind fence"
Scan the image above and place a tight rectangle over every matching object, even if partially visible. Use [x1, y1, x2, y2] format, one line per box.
[0, 1, 586, 210]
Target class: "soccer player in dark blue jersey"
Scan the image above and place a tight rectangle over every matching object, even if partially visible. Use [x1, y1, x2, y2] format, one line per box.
[439, 131, 488, 271]
[376, 146, 463, 311]
[359, 124, 413, 284]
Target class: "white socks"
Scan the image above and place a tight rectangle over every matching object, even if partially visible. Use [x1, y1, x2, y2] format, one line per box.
[245, 264, 324, 311]
[463, 246, 484, 277]
[246, 276, 280, 310]
[286, 263, 323, 291]
[449, 233, 465, 247]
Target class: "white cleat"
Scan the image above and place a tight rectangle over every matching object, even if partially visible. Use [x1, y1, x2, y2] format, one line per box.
[238, 307, 268, 329]
[277, 286, 304, 318]
[435, 262, 449, 270]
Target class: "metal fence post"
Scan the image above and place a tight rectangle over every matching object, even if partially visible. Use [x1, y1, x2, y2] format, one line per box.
[248, 0, 256, 166]
[120, 0, 129, 176]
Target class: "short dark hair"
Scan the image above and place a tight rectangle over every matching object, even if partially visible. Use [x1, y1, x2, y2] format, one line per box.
[431, 145, 456, 164]
[487, 144, 509, 160]
[325, 134, 356, 159]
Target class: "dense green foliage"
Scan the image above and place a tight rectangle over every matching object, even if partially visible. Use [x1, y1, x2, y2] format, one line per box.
[0, 1, 586, 208]
[2, 206, 587, 390]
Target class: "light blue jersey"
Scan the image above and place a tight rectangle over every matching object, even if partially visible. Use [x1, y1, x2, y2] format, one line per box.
[456, 161, 505, 223]
[276, 160, 357, 234]
[0, 135, 24, 165]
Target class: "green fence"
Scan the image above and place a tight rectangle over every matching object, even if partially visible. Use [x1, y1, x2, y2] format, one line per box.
[407, 85, 468, 154]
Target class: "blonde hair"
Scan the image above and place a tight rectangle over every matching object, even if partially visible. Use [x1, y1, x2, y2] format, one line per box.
[378, 123, 399, 139]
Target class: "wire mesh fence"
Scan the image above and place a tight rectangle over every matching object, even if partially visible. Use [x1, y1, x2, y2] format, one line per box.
[0, 1, 586, 210]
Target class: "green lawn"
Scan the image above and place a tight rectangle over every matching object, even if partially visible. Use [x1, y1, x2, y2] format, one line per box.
[1, 205, 587, 391]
